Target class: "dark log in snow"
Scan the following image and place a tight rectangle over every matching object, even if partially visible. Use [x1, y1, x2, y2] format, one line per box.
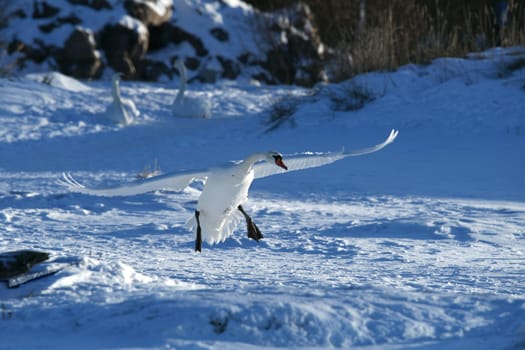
[0, 250, 50, 280]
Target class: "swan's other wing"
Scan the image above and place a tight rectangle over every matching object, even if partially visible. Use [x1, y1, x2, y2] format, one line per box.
[343, 129, 398, 157]
[253, 151, 346, 179]
[59, 169, 208, 197]
[121, 97, 140, 118]
[254, 129, 399, 179]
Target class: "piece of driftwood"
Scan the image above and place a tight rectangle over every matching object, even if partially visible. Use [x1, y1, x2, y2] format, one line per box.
[0, 250, 50, 279]
[6, 263, 65, 288]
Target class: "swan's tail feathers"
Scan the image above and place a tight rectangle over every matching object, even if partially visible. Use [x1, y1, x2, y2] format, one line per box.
[343, 129, 399, 157]
[384, 129, 399, 145]
[57, 173, 113, 196]
[186, 210, 243, 248]
[57, 172, 88, 193]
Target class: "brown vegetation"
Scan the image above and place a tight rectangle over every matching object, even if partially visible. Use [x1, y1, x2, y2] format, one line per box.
[0, 0, 12, 77]
[246, 0, 525, 80]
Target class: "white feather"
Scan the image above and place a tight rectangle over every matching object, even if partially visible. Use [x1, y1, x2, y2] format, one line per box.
[172, 59, 211, 119]
[196, 161, 255, 244]
[59, 130, 398, 249]
[59, 170, 207, 197]
[105, 73, 139, 125]
[253, 129, 399, 179]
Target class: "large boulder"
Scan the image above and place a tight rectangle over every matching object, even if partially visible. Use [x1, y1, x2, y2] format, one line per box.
[99, 16, 149, 78]
[58, 27, 103, 79]
[124, 0, 173, 26]
[148, 21, 208, 56]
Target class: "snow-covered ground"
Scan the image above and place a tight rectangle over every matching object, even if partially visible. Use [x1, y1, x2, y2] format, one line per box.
[1, 48, 524, 349]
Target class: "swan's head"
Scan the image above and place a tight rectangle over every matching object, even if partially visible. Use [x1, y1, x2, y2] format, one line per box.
[174, 58, 185, 72]
[266, 152, 288, 170]
[112, 72, 123, 84]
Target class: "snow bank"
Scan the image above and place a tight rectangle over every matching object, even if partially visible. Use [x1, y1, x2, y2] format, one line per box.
[0, 48, 524, 349]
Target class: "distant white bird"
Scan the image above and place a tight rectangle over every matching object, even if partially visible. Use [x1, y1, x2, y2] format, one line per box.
[172, 58, 211, 118]
[60, 129, 398, 251]
[106, 73, 139, 125]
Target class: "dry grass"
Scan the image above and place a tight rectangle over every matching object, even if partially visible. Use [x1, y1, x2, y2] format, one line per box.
[329, 81, 376, 111]
[247, 0, 525, 81]
[349, 0, 524, 78]
[264, 94, 299, 132]
[499, 0, 525, 47]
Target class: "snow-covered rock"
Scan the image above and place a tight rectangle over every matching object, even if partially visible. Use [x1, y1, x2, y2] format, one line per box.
[2, 0, 328, 85]
[59, 26, 102, 78]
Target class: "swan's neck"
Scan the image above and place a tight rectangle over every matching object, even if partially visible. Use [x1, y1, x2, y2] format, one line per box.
[175, 63, 187, 103]
[111, 77, 122, 102]
[240, 153, 267, 172]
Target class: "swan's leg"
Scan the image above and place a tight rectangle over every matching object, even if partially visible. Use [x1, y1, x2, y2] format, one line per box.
[195, 210, 202, 252]
[237, 205, 263, 241]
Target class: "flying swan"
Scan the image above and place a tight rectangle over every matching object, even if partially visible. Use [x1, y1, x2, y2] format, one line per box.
[105, 73, 140, 125]
[60, 129, 398, 251]
[172, 58, 211, 118]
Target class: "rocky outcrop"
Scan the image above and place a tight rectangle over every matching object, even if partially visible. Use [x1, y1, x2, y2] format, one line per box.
[148, 21, 208, 56]
[58, 27, 102, 79]
[260, 2, 326, 85]
[124, 0, 173, 26]
[3, 0, 331, 86]
[99, 17, 149, 79]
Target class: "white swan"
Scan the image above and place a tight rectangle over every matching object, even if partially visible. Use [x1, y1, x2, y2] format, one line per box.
[106, 73, 140, 125]
[60, 129, 398, 251]
[172, 58, 211, 119]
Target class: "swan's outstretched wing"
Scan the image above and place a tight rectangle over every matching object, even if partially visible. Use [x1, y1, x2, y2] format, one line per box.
[59, 169, 209, 197]
[254, 129, 399, 179]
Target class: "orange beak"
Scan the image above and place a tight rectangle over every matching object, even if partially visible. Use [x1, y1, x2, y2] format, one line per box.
[276, 158, 288, 170]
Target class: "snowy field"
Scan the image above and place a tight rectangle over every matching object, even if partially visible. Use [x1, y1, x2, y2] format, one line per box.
[1, 48, 525, 349]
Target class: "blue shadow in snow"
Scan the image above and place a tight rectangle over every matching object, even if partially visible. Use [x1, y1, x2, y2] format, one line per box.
[320, 219, 474, 242]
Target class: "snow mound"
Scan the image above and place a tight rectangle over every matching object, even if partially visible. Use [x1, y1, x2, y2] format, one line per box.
[25, 72, 92, 92]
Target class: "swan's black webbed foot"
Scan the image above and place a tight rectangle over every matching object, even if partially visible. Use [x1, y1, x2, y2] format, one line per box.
[237, 205, 263, 241]
[195, 210, 202, 252]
